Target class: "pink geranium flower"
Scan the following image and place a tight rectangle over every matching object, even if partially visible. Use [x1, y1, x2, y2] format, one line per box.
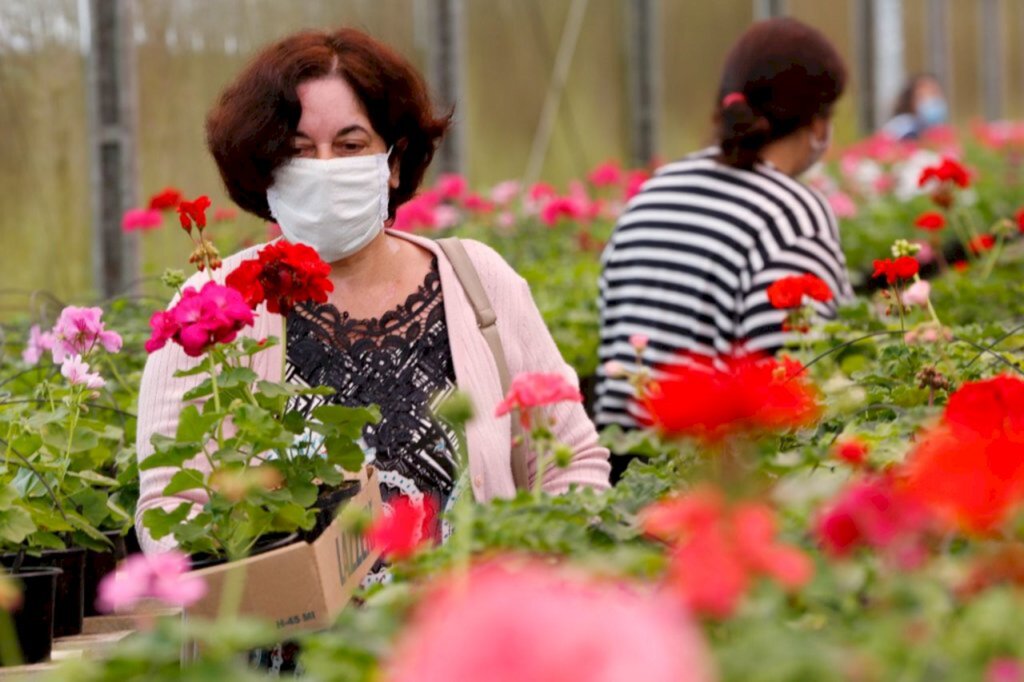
[436, 173, 467, 201]
[903, 279, 932, 308]
[539, 196, 591, 227]
[588, 160, 624, 188]
[51, 306, 123, 363]
[624, 170, 650, 200]
[22, 325, 54, 365]
[60, 355, 105, 389]
[494, 372, 583, 428]
[121, 208, 163, 232]
[827, 191, 858, 219]
[145, 281, 254, 357]
[489, 180, 521, 206]
[386, 559, 715, 682]
[365, 495, 437, 561]
[96, 551, 207, 613]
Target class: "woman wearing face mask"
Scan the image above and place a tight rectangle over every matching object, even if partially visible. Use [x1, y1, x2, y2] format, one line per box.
[135, 28, 610, 554]
[594, 18, 853, 449]
[882, 73, 949, 141]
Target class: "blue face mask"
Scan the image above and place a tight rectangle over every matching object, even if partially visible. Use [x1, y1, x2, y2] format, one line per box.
[917, 97, 948, 128]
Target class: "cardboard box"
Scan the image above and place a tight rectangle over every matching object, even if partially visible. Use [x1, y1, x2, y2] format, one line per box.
[185, 469, 382, 636]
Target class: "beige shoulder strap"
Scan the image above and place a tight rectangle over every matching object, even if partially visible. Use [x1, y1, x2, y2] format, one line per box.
[437, 238, 529, 492]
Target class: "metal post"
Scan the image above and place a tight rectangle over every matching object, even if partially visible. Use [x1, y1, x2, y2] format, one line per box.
[82, 0, 139, 298]
[754, 0, 787, 20]
[925, 0, 951, 89]
[625, 0, 660, 167]
[980, 0, 1004, 120]
[426, 0, 465, 175]
[855, 0, 905, 132]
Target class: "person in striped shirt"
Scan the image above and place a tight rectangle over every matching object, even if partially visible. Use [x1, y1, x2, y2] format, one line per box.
[595, 17, 854, 450]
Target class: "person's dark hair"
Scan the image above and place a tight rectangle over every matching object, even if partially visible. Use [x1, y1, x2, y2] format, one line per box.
[715, 18, 847, 169]
[206, 28, 451, 221]
[892, 73, 939, 118]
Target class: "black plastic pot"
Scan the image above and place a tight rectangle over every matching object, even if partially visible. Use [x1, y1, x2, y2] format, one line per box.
[2, 547, 86, 639]
[6, 566, 61, 666]
[189, 532, 301, 571]
[84, 531, 128, 617]
[301, 480, 361, 544]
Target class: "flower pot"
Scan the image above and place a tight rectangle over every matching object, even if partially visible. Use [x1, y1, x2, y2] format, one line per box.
[301, 480, 361, 544]
[5, 567, 61, 665]
[36, 547, 86, 638]
[189, 532, 301, 571]
[84, 531, 128, 617]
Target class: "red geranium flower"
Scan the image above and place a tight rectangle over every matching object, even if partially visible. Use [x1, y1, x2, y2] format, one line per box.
[970, 234, 997, 254]
[176, 195, 211, 233]
[365, 495, 437, 561]
[872, 256, 919, 284]
[918, 156, 970, 189]
[1016, 208, 1024, 234]
[147, 187, 184, 211]
[225, 241, 334, 315]
[642, 488, 812, 618]
[914, 211, 946, 232]
[766, 274, 834, 309]
[834, 437, 869, 467]
[641, 353, 820, 442]
[494, 372, 583, 428]
[903, 375, 1024, 534]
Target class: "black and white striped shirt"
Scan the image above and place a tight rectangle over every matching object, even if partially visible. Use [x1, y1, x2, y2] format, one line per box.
[594, 148, 853, 429]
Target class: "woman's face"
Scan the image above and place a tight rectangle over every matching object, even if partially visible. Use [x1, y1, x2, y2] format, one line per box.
[290, 76, 387, 160]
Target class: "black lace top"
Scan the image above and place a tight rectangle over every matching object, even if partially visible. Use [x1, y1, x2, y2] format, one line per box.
[283, 258, 459, 557]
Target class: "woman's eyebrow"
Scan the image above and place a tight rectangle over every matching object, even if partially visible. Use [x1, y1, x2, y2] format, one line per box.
[335, 125, 369, 137]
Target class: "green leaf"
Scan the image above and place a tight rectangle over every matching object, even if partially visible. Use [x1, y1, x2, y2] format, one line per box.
[69, 487, 109, 527]
[142, 503, 192, 540]
[288, 479, 317, 508]
[66, 470, 119, 487]
[163, 468, 207, 496]
[323, 437, 366, 472]
[312, 404, 380, 428]
[218, 367, 259, 389]
[0, 506, 36, 544]
[175, 404, 221, 443]
[140, 434, 202, 471]
[273, 502, 314, 531]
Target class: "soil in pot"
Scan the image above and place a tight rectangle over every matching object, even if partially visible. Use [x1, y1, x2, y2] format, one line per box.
[84, 531, 128, 617]
[301, 480, 361, 544]
[2, 548, 86, 639]
[189, 532, 301, 571]
[4, 566, 61, 666]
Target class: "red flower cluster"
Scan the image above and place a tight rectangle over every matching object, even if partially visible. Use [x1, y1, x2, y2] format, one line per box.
[147, 187, 184, 211]
[642, 489, 813, 618]
[365, 495, 437, 561]
[914, 211, 946, 232]
[872, 256, 919, 284]
[145, 281, 255, 357]
[494, 372, 583, 428]
[833, 437, 869, 467]
[815, 473, 931, 569]
[766, 274, 833, 309]
[903, 375, 1024, 534]
[177, 195, 211, 233]
[918, 156, 970, 189]
[641, 353, 820, 442]
[225, 241, 334, 315]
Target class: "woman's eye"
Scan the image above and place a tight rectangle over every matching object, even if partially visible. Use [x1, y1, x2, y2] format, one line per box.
[336, 141, 365, 153]
[291, 146, 314, 157]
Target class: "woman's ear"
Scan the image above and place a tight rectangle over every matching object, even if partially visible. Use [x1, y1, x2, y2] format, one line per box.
[388, 140, 407, 190]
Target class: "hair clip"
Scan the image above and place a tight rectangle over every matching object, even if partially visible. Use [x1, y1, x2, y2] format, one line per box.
[722, 92, 747, 108]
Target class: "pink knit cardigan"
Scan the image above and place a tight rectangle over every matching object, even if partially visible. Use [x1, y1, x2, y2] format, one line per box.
[135, 231, 611, 553]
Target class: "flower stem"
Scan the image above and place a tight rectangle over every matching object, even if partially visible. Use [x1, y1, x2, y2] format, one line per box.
[208, 354, 224, 450]
[980, 233, 1006, 280]
[0, 610, 22, 666]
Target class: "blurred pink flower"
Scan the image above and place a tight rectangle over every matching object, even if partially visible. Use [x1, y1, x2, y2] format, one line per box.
[903, 279, 932, 307]
[461, 193, 494, 214]
[60, 354, 105, 389]
[51, 306, 123, 363]
[121, 208, 163, 232]
[815, 473, 931, 568]
[913, 240, 935, 264]
[827, 191, 858, 219]
[96, 551, 207, 613]
[603, 360, 627, 378]
[489, 180, 521, 206]
[266, 223, 283, 240]
[495, 372, 583, 428]
[22, 325, 54, 365]
[386, 559, 714, 682]
[588, 160, 624, 188]
[496, 211, 516, 229]
[393, 191, 442, 232]
[624, 170, 650, 200]
[539, 196, 591, 227]
[987, 658, 1024, 682]
[436, 173, 467, 201]
[434, 205, 460, 230]
[145, 281, 254, 357]
[527, 182, 558, 203]
[366, 495, 437, 561]
[629, 334, 649, 351]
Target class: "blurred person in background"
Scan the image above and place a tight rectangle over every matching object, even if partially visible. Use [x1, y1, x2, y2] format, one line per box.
[594, 18, 853, 476]
[881, 73, 949, 141]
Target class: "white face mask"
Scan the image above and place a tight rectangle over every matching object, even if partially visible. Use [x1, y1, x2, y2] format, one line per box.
[266, 150, 392, 263]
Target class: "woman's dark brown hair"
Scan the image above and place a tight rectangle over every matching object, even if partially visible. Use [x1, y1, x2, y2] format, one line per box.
[715, 18, 847, 169]
[206, 28, 451, 221]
